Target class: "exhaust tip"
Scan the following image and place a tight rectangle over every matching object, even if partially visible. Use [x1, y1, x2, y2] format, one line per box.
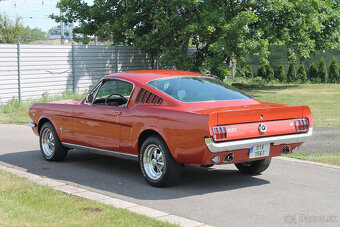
[224, 153, 234, 162]
[281, 145, 290, 155]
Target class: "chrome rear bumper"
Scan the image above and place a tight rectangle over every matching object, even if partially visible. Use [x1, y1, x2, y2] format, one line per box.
[28, 122, 37, 128]
[205, 127, 313, 153]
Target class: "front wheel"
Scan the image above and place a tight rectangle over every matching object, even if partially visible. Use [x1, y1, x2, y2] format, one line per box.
[140, 136, 181, 187]
[235, 158, 271, 174]
[40, 122, 68, 161]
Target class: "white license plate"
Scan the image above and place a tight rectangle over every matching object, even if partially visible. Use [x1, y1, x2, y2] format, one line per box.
[249, 144, 270, 159]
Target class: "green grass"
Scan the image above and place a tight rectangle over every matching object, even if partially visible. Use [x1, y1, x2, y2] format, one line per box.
[0, 92, 85, 124]
[0, 169, 175, 226]
[233, 83, 340, 127]
[285, 153, 340, 166]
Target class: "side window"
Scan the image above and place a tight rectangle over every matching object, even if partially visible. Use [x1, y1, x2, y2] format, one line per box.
[93, 80, 133, 106]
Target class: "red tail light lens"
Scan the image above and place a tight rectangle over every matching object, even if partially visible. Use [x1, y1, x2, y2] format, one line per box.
[212, 126, 227, 142]
[295, 118, 309, 132]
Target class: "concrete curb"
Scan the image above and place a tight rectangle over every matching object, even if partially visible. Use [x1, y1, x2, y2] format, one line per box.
[0, 163, 212, 227]
[274, 156, 340, 170]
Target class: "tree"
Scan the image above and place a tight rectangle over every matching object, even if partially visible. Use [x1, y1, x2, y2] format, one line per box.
[265, 64, 274, 81]
[329, 58, 339, 83]
[257, 64, 267, 79]
[287, 63, 297, 83]
[0, 13, 46, 44]
[52, 0, 340, 79]
[319, 57, 328, 83]
[297, 65, 307, 83]
[275, 65, 286, 82]
[242, 65, 253, 78]
[309, 63, 320, 83]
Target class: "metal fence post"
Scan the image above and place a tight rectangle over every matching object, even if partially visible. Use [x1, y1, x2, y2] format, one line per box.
[72, 42, 76, 93]
[115, 45, 118, 72]
[17, 41, 21, 101]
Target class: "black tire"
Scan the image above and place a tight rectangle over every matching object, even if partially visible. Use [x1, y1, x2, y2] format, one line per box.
[39, 122, 68, 161]
[235, 158, 271, 174]
[140, 136, 181, 187]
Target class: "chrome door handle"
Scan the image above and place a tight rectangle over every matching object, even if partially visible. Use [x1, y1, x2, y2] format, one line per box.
[112, 110, 121, 116]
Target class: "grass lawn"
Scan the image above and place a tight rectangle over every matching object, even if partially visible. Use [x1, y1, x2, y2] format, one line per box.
[284, 153, 340, 166]
[236, 83, 340, 127]
[0, 169, 175, 227]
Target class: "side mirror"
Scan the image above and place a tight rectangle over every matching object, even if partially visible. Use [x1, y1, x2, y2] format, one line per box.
[86, 94, 94, 103]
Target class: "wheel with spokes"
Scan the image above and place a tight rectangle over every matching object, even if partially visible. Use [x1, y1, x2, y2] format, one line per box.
[140, 136, 181, 187]
[40, 122, 68, 161]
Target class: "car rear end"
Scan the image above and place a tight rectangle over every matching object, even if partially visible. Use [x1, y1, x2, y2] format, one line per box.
[203, 104, 313, 165]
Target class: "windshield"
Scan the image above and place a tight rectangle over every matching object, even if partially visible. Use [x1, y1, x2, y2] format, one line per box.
[147, 76, 252, 103]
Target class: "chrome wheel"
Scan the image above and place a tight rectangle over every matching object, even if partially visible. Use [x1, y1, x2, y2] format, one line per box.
[41, 128, 55, 157]
[143, 144, 165, 181]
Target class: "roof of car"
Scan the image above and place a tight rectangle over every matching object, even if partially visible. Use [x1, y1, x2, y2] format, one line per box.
[105, 70, 210, 84]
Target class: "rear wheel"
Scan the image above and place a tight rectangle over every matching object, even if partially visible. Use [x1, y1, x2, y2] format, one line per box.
[235, 158, 271, 174]
[40, 122, 68, 161]
[140, 136, 181, 187]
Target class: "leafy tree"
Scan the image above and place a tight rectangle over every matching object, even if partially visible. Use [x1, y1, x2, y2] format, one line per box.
[319, 57, 328, 83]
[275, 65, 286, 82]
[257, 64, 267, 79]
[297, 65, 307, 83]
[329, 58, 339, 83]
[242, 65, 253, 78]
[287, 63, 297, 83]
[0, 13, 46, 44]
[264, 64, 274, 81]
[52, 0, 340, 79]
[309, 63, 320, 83]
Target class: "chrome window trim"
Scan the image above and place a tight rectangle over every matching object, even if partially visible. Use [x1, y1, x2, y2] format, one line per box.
[62, 142, 139, 161]
[85, 77, 135, 108]
[146, 76, 252, 103]
[205, 127, 313, 153]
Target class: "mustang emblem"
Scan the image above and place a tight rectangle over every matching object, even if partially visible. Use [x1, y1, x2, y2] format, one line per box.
[259, 123, 267, 133]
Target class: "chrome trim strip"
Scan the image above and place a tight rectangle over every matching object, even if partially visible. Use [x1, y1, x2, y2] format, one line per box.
[205, 127, 313, 153]
[62, 142, 139, 161]
[28, 122, 36, 128]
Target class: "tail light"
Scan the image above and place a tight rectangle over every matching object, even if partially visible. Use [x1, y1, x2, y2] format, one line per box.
[212, 126, 227, 142]
[295, 118, 309, 132]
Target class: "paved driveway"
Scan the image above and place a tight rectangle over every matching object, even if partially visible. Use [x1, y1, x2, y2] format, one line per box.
[0, 124, 339, 227]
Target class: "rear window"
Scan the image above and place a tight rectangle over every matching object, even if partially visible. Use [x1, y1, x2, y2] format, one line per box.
[147, 76, 251, 102]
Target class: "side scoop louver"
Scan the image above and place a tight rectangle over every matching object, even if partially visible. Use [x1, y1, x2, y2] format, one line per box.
[135, 88, 163, 105]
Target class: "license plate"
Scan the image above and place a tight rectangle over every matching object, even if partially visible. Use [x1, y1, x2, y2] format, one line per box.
[249, 144, 270, 159]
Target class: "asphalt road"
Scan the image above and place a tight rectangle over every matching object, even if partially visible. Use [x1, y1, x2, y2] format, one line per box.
[0, 124, 339, 227]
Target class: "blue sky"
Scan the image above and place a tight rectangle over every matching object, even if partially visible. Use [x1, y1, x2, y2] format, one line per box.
[0, 0, 93, 32]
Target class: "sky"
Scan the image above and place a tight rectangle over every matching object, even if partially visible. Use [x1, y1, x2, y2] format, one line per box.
[0, 0, 93, 32]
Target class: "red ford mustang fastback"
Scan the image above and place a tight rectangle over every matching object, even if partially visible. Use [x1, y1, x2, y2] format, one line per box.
[28, 70, 313, 186]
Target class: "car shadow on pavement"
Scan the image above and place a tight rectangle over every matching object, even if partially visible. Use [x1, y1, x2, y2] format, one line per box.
[0, 149, 270, 200]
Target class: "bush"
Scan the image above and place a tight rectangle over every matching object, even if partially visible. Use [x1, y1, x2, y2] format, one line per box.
[297, 65, 307, 83]
[242, 65, 253, 78]
[319, 57, 328, 83]
[309, 63, 320, 83]
[287, 63, 297, 83]
[329, 57, 339, 83]
[257, 64, 267, 79]
[265, 64, 274, 81]
[275, 65, 286, 82]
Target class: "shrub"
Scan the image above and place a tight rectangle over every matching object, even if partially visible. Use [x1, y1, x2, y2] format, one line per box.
[297, 65, 307, 83]
[329, 57, 339, 83]
[319, 57, 328, 83]
[309, 63, 320, 83]
[242, 65, 253, 78]
[265, 64, 274, 81]
[287, 63, 297, 83]
[275, 65, 286, 82]
[257, 64, 267, 79]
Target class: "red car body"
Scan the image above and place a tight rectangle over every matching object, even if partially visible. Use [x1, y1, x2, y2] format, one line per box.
[29, 70, 313, 186]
